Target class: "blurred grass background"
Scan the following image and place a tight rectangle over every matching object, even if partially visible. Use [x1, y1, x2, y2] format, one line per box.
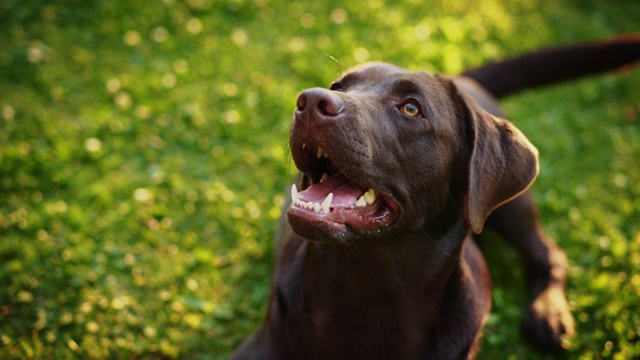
[1, 0, 638, 359]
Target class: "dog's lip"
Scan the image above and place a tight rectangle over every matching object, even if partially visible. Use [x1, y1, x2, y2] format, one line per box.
[287, 140, 401, 235]
[288, 185, 399, 233]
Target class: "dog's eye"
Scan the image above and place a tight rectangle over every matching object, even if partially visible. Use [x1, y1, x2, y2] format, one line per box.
[329, 82, 343, 92]
[400, 101, 422, 117]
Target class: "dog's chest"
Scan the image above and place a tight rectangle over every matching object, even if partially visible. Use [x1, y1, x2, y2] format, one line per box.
[286, 293, 433, 359]
[278, 239, 443, 358]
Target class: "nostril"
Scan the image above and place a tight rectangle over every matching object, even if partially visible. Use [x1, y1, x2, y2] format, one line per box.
[318, 98, 344, 116]
[296, 88, 345, 119]
[296, 93, 308, 111]
[318, 100, 328, 115]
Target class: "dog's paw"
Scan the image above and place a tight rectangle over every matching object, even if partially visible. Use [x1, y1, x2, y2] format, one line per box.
[523, 286, 575, 351]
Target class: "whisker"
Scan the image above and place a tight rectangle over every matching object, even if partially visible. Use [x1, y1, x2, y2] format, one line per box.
[420, 226, 458, 260]
[283, 140, 294, 182]
[323, 53, 340, 65]
[344, 237, 361, 258]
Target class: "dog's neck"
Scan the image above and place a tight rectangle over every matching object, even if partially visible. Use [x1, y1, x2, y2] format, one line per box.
[286, 217, 470, 357]
[305, 218, 468, 299]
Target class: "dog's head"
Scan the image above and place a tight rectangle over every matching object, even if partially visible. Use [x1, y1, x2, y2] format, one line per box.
[287, 63, 538, 243]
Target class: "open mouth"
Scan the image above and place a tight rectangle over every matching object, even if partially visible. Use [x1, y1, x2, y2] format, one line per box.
[287, 141, 400, 236]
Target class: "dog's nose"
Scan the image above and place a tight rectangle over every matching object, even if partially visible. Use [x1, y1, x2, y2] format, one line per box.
[296, 88, 345, 119]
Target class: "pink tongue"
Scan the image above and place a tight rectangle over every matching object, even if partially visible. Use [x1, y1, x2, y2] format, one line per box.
[299, 174, 366, 208]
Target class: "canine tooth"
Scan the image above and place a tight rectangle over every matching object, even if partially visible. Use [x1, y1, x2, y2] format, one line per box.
[355, 195, 367, 207]
[302, 142, 307, 150]
[291, 184, 299, 201]
[364, 189, 376, 204]
[321, 193, 333, 213]
[321, 173, 328, 182]
[317, 146, 323, 159]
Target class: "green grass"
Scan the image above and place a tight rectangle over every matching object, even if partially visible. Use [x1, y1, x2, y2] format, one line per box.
[1, 0, 639, 358]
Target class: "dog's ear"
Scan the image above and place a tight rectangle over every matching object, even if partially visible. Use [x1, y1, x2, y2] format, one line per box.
[463, 96, 539, 234]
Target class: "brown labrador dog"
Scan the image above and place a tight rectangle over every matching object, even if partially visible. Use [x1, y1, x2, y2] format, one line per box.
[233, 35, 640, 359]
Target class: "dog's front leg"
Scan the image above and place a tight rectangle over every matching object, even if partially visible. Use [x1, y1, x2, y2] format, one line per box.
[486, 190, 575, 350]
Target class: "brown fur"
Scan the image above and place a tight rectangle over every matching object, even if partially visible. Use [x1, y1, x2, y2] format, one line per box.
[234, 63, 546, 359]
[233, 35, 640, 359]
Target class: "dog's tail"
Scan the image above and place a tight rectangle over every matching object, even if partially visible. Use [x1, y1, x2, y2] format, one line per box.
[461, 34, 640, 98]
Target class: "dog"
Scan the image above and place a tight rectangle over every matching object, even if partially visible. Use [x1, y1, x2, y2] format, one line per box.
[233, 35, 640, 359]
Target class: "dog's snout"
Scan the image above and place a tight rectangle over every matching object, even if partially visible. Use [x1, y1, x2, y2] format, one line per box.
[296, 88, 345, 119]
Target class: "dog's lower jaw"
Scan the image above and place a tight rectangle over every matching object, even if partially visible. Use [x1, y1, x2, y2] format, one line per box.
[285, 207, 349, 243]
[286, 193, 401, 243]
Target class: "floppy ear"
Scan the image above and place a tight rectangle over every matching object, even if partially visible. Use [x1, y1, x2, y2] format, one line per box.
[464, 96, 539, 234]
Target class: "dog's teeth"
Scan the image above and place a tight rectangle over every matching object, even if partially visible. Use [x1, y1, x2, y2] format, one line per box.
[364, 189, 376, 204]
[321, 193, 333, 213]
[302, 142, 307, 150]
[293, 191, 332, 214]
[317, 146, 323, 159]
[355, 195, 367, 207]
[321, 173, 328, 182]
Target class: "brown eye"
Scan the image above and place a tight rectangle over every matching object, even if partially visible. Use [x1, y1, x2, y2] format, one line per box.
[400, 101, 421, 117]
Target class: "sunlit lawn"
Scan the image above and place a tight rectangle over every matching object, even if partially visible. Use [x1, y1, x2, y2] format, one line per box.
[1, 0, 639, 359]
